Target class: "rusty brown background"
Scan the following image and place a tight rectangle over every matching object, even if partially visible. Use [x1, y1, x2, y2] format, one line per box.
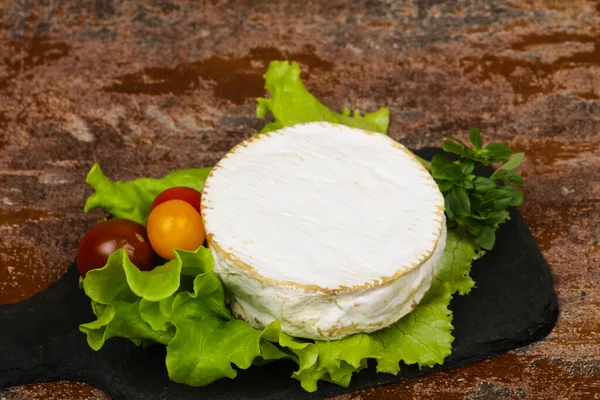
[1, 0, 599, 399]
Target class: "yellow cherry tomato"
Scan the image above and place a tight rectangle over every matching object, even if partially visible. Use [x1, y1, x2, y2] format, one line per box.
[147, 199, 206, 260]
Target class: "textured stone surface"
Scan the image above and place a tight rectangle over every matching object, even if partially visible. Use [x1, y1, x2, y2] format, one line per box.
[0, 0, 599, 399]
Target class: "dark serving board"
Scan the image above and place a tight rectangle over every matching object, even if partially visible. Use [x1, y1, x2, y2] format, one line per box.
[0, 148, 558, 400]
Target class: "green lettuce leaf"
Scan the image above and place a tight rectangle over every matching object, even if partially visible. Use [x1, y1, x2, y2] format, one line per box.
[294, 333, 381, 391]
[435, 230, 481, 295]
[374, 280, 453, 375]
[80, 299, 173, 351]
[288, 233, 475, 390]
[139, 297, 175, 332]
[257, 61, 390, 134]
[80, 245, 291, 387]
[79, 247, 213, 351]
[84, 163, 211, 226]
[165, 263, 266, 385]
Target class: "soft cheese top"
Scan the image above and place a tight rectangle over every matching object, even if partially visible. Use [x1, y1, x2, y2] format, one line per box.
[201, 122, 445, 290]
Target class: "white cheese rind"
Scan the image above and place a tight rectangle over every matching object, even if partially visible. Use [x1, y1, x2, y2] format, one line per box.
[201, 122, 446, 340]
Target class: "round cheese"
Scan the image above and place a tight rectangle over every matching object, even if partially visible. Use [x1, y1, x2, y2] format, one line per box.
[201, 122, 446, 340]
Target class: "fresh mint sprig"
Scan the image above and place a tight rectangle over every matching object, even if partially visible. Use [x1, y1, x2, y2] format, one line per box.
[427, 129, 524, 251]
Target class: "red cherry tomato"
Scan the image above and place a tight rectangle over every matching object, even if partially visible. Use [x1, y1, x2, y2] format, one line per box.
[76, 219, 154, 277]
[150, 187, 202, 214]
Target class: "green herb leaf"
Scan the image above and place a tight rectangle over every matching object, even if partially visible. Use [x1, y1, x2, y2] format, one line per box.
[460, 159, 475, 175]
[469, 128, 483, 149]
[474, 177, 495, 192]
[492, 197, 513, 211]
[447, 187, 471, 217]
[442, 136, 470, 158]
[455, 187, 471, 214]
[498, 186, 524, 207]
[474, 225, 496, 250]
[504, 170, 524, 184]
[499, 152, 525, 171]
[482, 211, 509, 225]
[465, 218, 483, 236]
[484, 143, 513, 160]
[437, 180, 454, 192]
[431, 155, 463, 181]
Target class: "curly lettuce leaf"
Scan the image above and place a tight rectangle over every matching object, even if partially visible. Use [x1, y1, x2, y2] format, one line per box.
[166, 293, 264, 385]
[294, 333, 381, 391]
[257, 61, 389, 134]
[165, 256, 267, 385]
[84, 163, 211, 226]
[79, 247, 211, 350]
[435, 230, 481, 295]
[83, 248, 185, 304]
[290, 235, 475, 391]
[374, 280, 453, 375]
[80, 246, 290, 387]
[80, 299, 173, 351]
[140, 297, 175, 332]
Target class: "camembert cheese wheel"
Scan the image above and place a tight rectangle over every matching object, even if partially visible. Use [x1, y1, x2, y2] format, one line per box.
[201, 122, 446, 340]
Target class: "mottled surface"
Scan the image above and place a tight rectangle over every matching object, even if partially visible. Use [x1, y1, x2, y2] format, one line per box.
[0, 0, 599, 399]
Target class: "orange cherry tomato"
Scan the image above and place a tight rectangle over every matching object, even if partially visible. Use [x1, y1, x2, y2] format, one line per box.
[151, 187, 202, 214]
[147, 199, 206, 260]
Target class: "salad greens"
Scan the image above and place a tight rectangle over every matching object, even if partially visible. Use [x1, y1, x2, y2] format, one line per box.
[85, 164, 212, 226]
[257, 60, 389, 134]
[80, 246, 272, 385]
[79, 60, 523, 392]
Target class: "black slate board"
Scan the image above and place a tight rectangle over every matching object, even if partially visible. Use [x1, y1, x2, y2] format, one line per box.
[0, 148, 559, 400]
